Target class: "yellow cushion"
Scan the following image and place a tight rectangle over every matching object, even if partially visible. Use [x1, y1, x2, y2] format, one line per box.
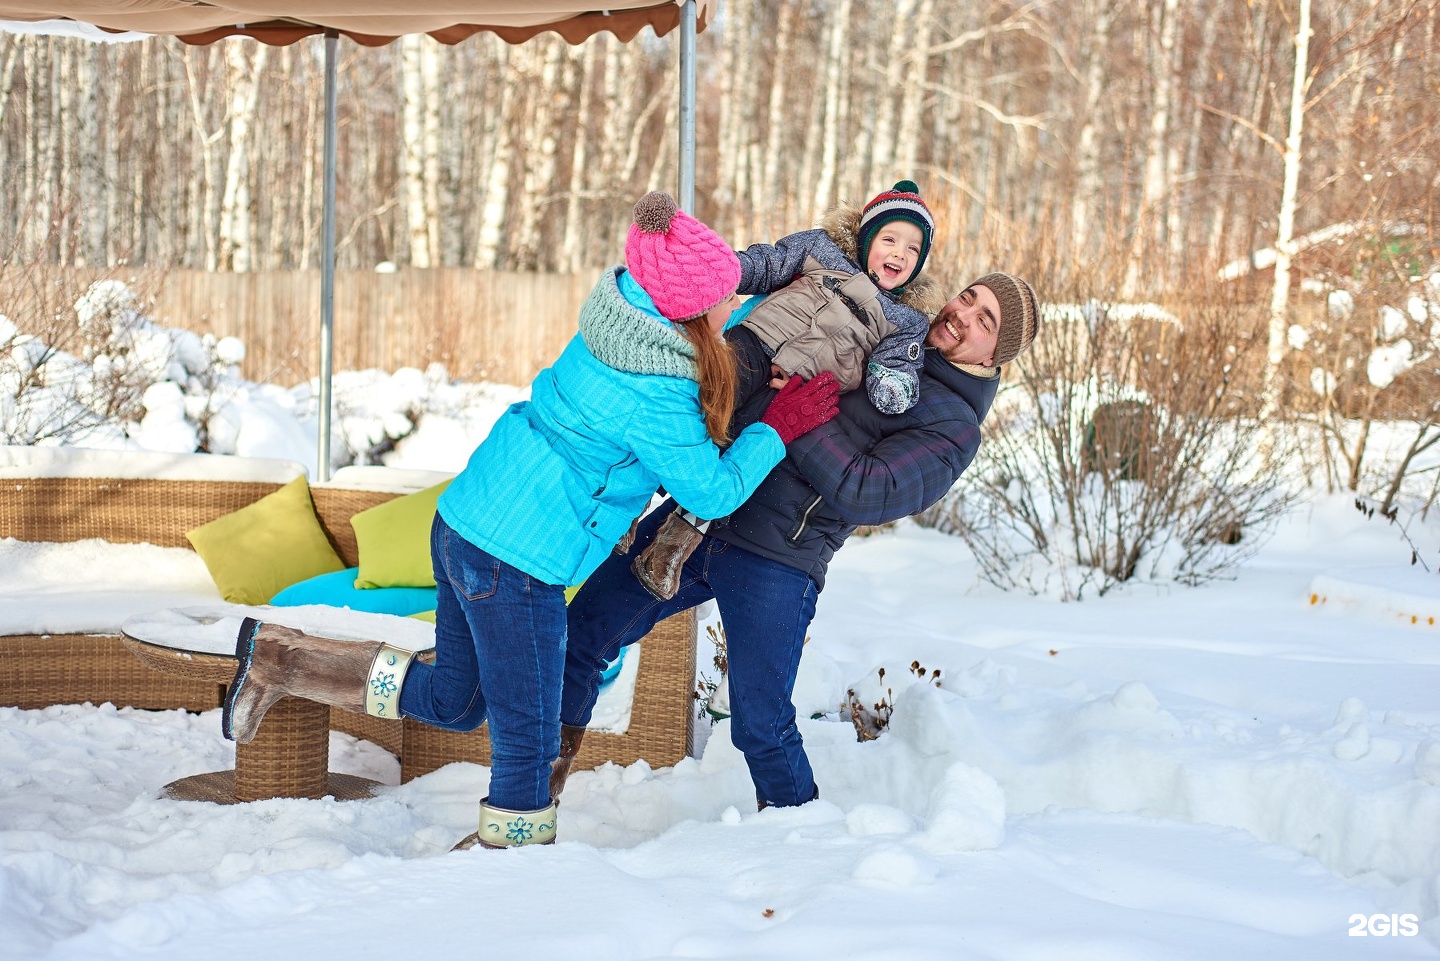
[350, 480, 453, 589]
[186, 476, 346, 605]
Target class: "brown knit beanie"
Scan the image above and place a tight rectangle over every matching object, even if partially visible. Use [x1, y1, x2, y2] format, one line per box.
[974, 272, 1040, 367]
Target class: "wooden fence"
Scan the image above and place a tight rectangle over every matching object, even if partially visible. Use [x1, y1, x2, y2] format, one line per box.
[142, 268, 600, 387]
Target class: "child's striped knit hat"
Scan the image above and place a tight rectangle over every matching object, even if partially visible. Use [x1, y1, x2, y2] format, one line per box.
[857, 180, 935, 291]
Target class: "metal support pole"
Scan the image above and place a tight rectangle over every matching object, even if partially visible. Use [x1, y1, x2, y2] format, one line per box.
[317, 29, 339, 481]
[678, 0, 696, 213]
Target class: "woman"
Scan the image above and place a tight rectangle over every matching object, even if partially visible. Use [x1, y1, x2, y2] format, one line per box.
[554, 273, 1040, 811]
[220, 192, 841, 849]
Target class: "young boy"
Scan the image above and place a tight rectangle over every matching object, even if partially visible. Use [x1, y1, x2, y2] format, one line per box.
[632, 181, 946, 600]
[735, 179, 941, 416]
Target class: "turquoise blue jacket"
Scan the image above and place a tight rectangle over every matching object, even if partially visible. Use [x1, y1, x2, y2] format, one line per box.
[437, 268, 785, 586]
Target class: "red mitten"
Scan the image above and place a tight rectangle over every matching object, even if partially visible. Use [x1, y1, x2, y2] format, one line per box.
[759, 371, 840, 445]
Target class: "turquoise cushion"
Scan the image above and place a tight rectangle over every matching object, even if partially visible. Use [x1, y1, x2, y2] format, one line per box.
[271, 567, 438, 617]
[599, 645, 627, 686]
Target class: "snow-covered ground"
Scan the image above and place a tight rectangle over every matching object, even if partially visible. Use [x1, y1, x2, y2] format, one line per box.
[3, 299, 1440, 957]
[4, 492, 1439, 959]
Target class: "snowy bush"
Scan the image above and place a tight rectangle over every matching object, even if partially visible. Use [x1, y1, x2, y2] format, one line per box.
[918, 294, 1295, 598]
[0, 274, 252, 451]
[1289, 260, 1439, 520]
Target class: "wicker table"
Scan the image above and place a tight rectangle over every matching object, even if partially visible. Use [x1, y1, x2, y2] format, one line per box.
[121, 615, 382, 804]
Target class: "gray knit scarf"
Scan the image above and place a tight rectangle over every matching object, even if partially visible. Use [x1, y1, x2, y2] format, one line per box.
[578, 268, 699, 382]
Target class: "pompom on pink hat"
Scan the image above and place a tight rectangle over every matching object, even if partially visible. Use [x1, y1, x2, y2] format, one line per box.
[624, 191, 740, 322]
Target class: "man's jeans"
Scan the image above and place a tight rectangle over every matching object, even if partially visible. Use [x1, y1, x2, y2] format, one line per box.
[564, 501, 819, 808]
[399, 514, 565, 812]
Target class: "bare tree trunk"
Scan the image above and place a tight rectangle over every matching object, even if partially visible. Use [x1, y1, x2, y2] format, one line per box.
[1072, 0, 1112, 261]
[644, 62, 678, 195]
[1179, 8, 1221, 277]
[73, 44, 105, 265]
[561, 41, 597, 272]
[218, 41, 266, 272]
[893, 0, 933, 178]
[474, 45, 515, 268]
[57, 41, 75, 263]
[513, 39, 569, 269]
[421, 39, 444, 265]
[869, 0, 916, 178]
[812, 0, 852, 217]
[184, 46, 224, 270]
[759, 2, 798, 238]
[434, 41, 463, 266]
[105, 46, 126, 264]
[1125, 0, 1180, 296]
[1265, 0, 1311, 412]
[714, 0, 751, 237]
[299, 51, 319, 269]
[0, 36, 16, 220]
[399, 35, 433, 267]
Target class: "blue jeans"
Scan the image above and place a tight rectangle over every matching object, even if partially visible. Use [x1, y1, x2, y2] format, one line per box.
[399, 514, 566, 812]
[564, 501, 819, 808]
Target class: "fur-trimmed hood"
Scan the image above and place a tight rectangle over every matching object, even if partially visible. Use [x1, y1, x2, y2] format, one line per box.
[820, 202, 945, 317]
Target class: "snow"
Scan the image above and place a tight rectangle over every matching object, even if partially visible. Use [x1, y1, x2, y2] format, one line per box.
[5, 346, 1440, 957]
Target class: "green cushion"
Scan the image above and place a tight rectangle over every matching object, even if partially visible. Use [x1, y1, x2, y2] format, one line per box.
[186, 476, 345, 605]
[350, 479, 453, 589]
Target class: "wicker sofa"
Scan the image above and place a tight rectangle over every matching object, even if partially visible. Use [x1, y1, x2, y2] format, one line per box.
[0, 447, 695, 782]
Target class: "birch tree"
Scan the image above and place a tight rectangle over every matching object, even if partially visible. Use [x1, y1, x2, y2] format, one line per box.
[812, 0, 852, 217]
[399, 35, 434, 267]
[217, 40, 266, 272]
[473, 44, 515, 268]
[1125, 0, 1181, 296]
[1264, 0, 1311, 411]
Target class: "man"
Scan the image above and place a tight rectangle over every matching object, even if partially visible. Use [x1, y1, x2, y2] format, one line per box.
[554, 273, 1042, 810]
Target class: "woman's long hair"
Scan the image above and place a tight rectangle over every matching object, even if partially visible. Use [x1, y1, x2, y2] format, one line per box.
[674, 314, 737, 446]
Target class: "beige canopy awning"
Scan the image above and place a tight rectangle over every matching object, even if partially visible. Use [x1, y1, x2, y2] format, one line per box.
[0, 1, 713, 45]
[1, 1, 709, 478]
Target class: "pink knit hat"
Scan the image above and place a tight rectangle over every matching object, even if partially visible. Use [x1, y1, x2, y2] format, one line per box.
[625, 191, 740, 322]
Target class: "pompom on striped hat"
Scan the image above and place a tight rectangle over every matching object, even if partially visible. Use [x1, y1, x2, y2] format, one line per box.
[624, 191, 740, 322]
[857, 179, 935, 291]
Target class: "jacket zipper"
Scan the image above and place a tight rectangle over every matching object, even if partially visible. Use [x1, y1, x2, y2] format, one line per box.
[787, 494, 823, 546]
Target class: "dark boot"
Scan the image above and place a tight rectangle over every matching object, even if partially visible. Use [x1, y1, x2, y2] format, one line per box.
[452, 796, 558, 851]
[548, 724, 587, 798]
[632, 509, 708, 600]
[222, 616, 415, 743]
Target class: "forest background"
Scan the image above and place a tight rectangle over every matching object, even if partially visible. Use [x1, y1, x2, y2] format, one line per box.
[0, 1, 1436, 356]
[0, 0, 1437, 535]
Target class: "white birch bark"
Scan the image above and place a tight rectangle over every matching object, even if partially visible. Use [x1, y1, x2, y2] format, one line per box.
[1072, 0, 1111, 258]
[474, 45, 515, 268]
[104, 46, 126, 264]
[0, 36, 15, 192]
[217, 41, 265, 272]
[561, 41, 597, 272]
[421, 38, 444, 264]
[893, 0, 932, 176]
[1266, 0, 1312, 409]
[183, 46, 224, 270]
[644, 60, 678, 195]
[759, 2, 797, 237]
[869, 0, 915, 178]
[812, 0, 852, 218]
[434, 41, 463, 266]
[399, 35, 433, 267]
[714, 0, 748, 232]
[57, 42, 75, 264]
[511, 39, 569, 269]
[1124, 0, 1179, 296]
[73, 45, 104, 265]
